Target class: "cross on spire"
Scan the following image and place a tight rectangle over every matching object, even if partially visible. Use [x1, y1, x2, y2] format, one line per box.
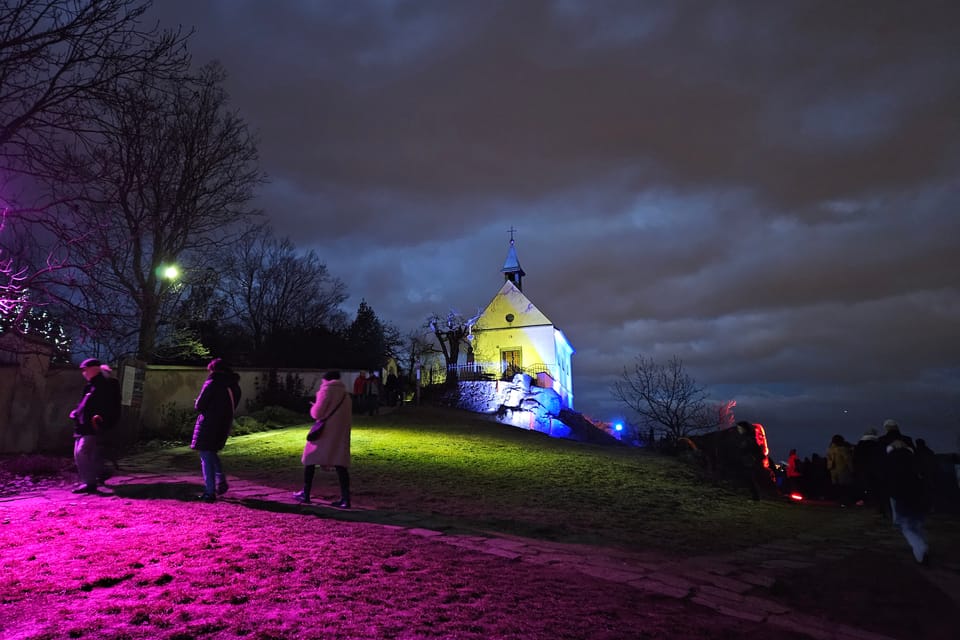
[507, 226, 517, 243]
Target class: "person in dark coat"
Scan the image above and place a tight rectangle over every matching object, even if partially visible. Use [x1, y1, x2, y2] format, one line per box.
[877, 419, 914, 518]
[191, 358, 241, 502]
[68, 358, 122, 493]
[853, 428, 884, 509]
[882, 420, 929, 564]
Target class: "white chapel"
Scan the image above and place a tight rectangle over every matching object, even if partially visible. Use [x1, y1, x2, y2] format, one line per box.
[467, 233, 575, 409]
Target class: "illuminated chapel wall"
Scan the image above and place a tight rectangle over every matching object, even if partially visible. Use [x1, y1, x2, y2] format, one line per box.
[471, 282, 558, 374]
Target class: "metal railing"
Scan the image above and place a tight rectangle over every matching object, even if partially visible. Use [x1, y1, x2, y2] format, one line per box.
[422, 361, 557, 385]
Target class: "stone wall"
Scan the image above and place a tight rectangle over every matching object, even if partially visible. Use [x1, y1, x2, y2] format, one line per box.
[455, 375, 571, 439]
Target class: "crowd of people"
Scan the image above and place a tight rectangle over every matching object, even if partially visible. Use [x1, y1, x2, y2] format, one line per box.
[67, 360, 947, 567]
[781, 419, 941, 565]
[66, 360, 402, 509]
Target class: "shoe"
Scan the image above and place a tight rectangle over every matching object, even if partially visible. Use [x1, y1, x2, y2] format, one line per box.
[329, 499, 350, 509]
[217, 481, 229, 496]
[293, 490, 311, 504]
[196, 493, 216, 503]
[72, 484, 98, 494]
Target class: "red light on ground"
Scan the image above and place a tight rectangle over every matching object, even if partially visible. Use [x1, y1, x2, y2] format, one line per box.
[789, 493, 804, 501]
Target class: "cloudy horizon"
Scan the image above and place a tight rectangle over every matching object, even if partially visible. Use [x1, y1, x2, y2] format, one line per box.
[147, 0, 960, 457]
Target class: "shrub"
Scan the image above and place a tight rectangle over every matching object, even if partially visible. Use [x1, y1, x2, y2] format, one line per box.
[231, 407, 308, 437]
[249, 370, 311, 414]
[149, 402, 197, 443]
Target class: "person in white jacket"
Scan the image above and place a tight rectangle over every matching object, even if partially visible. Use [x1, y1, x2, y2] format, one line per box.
[294, 371, 353, 508]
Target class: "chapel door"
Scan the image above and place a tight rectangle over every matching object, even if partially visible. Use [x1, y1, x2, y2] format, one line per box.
[501, 348, 521, 378]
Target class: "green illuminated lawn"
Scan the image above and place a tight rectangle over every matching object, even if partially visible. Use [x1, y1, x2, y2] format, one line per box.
[165, 405, 885, 555]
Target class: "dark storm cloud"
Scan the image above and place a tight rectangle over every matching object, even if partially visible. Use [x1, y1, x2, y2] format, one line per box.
[150, 0, 960, 454]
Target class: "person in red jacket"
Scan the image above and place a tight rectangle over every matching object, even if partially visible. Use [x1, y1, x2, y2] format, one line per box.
[352, 371, 368, 413]
[786, 449, 803, 493]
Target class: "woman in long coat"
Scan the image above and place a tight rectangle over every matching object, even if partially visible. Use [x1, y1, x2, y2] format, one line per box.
[294, 370, 353, 507]
[191, 358, 241, 501]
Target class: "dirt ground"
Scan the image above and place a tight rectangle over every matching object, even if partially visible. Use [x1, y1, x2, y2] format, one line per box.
[2, 455, 958, 639]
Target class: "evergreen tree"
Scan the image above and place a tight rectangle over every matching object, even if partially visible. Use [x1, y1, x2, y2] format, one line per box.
[346, 300, 400, 370]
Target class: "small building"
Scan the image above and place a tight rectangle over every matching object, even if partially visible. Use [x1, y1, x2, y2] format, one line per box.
[467, 233, 575, 409]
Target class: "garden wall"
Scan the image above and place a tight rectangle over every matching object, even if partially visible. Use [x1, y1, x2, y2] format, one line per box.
[0, 354, 362, 453]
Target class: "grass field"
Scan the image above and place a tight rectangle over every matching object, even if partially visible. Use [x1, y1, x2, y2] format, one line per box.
[153, 405, 956, 558]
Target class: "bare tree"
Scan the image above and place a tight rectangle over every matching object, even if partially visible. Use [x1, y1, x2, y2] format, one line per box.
[426, 310, 479, 384]
[218, 224, 348, 351]
[0, 0, 189, 177]
[612, 354, 716, 442]
[33, 61, 263, 360]
[401, 329, 439, 382]
[0, 0, 188, 325]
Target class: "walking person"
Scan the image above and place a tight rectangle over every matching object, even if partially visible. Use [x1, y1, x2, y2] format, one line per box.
[877, 419, 913, 519]
[191, 358, 241, 502]
[294, 371, 353, 508]
[68, 358, 122, 494]
[882, 419, 930, 564]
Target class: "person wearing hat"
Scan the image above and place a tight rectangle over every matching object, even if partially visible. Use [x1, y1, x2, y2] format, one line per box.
[68, 358, 122, 494]
[191, 357, 242, 502]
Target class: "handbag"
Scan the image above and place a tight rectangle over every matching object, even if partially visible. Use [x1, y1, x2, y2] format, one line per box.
[306, 393, 346, 442]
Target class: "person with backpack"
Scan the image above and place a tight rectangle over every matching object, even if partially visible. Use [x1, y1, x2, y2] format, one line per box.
[68, 358, 122, 494]
[882, 419, 930, 565]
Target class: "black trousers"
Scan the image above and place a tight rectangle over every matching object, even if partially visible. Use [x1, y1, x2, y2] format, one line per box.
[303, 464, 349, 500]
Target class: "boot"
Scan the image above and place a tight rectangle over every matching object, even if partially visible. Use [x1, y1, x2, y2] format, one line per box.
[332, 466, 350, 508]
[295, 465, 315, 503]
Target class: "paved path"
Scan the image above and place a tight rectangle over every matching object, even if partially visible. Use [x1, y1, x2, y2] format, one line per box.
[4, 452, 959, 640]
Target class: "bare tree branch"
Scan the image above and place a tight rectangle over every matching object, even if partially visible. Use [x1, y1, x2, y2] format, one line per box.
[612, 354, 715, 442]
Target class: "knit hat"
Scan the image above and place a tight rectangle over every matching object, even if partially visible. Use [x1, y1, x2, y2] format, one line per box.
[79, 358, 101, 369]
[882, 419, 899, 432]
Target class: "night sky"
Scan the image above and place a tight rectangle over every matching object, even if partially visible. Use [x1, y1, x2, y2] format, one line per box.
[149, 1, 960, 458]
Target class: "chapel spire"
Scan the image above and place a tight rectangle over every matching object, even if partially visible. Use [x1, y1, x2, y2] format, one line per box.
[501, 226, 525, 291]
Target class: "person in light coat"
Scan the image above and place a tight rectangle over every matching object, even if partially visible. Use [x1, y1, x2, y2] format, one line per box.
[826, 434, 855, 506]
[294, 371, 353, 508]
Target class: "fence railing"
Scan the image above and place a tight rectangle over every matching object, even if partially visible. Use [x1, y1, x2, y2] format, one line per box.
[422, 361, 557, 386]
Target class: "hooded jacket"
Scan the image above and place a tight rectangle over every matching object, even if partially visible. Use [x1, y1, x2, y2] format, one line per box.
[191, 371, 241, 451]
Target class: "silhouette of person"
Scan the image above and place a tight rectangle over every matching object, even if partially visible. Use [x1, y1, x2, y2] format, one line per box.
[68, 358, 121, 494]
